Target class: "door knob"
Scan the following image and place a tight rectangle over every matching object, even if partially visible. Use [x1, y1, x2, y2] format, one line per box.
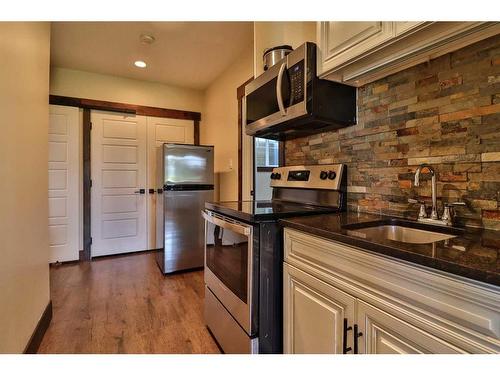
[134, 189, 145, 194]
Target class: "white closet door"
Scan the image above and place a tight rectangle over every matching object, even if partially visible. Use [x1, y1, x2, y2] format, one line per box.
[146, 117, 194, 249]
[48, 105, 80, 262]
[91, 111, 148, 257]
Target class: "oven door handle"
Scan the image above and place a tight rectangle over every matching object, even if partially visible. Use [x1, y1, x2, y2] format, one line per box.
[276, 61, 287, 116]
[201, 210, 251, 236]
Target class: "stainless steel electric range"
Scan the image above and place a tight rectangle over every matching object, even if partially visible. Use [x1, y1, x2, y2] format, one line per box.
[201, 164, 347, 354]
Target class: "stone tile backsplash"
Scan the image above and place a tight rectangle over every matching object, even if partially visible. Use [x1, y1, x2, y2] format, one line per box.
[285, 34, 500, 229]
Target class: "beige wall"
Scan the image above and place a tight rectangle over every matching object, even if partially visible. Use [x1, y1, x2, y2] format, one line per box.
[0, 22, 51, 353]
[254, 22, 316, 76]
[201, 44, 254, 201]
[50, 67, 204, 112]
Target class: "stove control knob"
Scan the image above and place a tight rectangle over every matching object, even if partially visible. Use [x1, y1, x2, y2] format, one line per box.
[320, 171, 328, 180]
[328, 171, 337, 180]
[270, 173, 276, 180]
[275, 173, 281, 180]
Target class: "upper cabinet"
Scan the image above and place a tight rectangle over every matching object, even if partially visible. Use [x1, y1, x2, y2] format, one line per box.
[320, 22, 394, 71]
[317, 21, 500, 86]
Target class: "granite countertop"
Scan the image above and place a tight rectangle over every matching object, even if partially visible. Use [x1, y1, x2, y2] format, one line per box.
[280, 211, 500, 287]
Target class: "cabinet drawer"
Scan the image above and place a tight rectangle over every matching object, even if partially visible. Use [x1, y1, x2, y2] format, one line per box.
[284, 228, 500, 352]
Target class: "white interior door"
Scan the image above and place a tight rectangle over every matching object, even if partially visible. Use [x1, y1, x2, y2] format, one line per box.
[48, 105, 80, 262]
[146, 117, 194, 249]
[91, 111, 148, 257]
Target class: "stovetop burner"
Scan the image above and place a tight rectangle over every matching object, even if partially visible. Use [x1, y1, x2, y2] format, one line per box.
[205, 199, 340, 223]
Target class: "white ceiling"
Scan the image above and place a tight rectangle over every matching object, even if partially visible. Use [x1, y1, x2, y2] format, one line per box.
[50, 22, 254, 90]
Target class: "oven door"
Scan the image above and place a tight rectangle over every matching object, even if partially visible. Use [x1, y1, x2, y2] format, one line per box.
[202, 210, 255, 335]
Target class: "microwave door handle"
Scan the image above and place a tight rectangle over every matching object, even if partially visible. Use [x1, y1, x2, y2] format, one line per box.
[276, 61, 287, 116]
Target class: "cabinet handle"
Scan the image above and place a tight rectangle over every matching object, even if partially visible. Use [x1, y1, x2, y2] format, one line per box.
[353, 324, 363, 354]
[342, 318, 352, 354]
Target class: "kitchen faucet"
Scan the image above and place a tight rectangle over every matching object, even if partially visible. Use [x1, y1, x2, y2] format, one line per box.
[410, 164, 465, 226]
[414, 164, 438, 219]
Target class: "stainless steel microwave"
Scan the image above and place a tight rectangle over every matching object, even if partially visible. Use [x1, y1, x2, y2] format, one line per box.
[244, 42, 357, 140]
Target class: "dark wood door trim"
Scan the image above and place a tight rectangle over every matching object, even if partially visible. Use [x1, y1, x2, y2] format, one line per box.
[279, 140, 285, 167]
[237, 77, 254, 202]
[23, 301, 52, 354]
[49, 94, 201, 121]
[82, 109, 91, 261]
[51, 96, 202, 262]
[193, 120, 200, 146]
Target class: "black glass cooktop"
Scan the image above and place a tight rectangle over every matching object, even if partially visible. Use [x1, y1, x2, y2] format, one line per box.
[205, 200, 340, 223]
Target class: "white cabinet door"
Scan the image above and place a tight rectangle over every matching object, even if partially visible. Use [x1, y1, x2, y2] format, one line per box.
[318, 21, 394, 74]
[48, 105, 80, 262]
[356, 299, 465, 354]
[394, 21, 426, 36]
[90, 111, 148, 257]
[284, 263, 356, 354]
[146, 117, 194, 250]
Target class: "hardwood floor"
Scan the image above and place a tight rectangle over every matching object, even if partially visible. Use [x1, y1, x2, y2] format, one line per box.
[38, 252, 221, 354]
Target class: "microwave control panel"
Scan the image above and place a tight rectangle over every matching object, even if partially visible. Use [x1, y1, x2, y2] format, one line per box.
[289, 61, 305, 104]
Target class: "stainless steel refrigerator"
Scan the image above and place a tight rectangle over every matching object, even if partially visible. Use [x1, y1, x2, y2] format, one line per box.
[156, 143, 214, 274]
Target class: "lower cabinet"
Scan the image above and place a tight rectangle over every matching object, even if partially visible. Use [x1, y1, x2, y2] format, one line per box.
[283, 228, 500, 354]
[284, 263, 355, 354]
[284, 263, 464, 354]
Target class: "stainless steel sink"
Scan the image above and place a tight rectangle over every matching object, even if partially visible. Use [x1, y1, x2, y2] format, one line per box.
[343, 220, 460, 244]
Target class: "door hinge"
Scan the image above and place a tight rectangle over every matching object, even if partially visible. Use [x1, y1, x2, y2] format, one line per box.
[89, 237, 92, 245]
[90, 179, 92, 188]
[90, 121, 93, 130]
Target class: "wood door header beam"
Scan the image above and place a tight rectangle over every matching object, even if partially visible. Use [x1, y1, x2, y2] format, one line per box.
[237, 77, 254, 100]
[49, 95, 201, 121]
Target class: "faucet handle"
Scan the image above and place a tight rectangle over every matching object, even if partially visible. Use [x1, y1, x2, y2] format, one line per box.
[408, 198, 427, 219]
[442, 205, 454, 226]
[408, 198, 425, 204]
[442, 202, 465, 226]
[445, 201, 466, 207]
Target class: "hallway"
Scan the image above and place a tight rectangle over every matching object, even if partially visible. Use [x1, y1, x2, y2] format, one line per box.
[38, 252, 220, 353]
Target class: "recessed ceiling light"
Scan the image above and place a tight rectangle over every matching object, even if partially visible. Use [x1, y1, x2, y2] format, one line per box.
[134, 60, 147, 68]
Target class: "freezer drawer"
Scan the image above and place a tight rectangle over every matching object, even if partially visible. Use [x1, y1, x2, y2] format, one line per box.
[157, 189, 213, 273]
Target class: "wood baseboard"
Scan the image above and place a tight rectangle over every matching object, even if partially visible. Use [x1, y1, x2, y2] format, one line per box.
[23, 301, 52, 354]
